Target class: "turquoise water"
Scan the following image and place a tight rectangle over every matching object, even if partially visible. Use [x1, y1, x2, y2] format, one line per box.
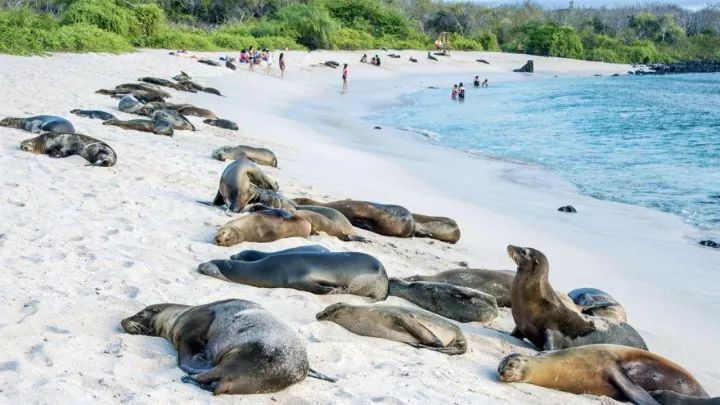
[376, 74, 720, 234]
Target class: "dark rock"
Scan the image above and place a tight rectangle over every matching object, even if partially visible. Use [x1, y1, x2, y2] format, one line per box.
[699, 240, 719, 248]
[457, 261, 469, 268]
[409, 57, 418, 63]
[641, 60, 720, 75]
[612, 73, 620, 77]
[514, 60, 534, 73]
[558, 205, 577, 213]
[374, 126, 382, 130]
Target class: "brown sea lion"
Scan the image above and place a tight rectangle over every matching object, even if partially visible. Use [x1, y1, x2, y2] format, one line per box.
[115, 82, 171, 97]
[212, 145, 277, 166]
[316, 303, 467, 355]
[103, 119, 174, 136]
[295, 205, 365, 242]
[404, 268, 515, 307]
[411, 213, 461, 244]
[498, 344, 714, 405]
[121, 299, 334, 395]
[211, 158, 294, 213]
[175, 105, 217, 119]
[204, 119, 238, 130]
[292, 198, 414, 238]
[138, 77, 194, 92]
[214, 209, 311, 246]
[20, 133, 116, 167]
[0, 115, 75, 134]
[507, 245, 647, 350]
[152, 109, 196, 131]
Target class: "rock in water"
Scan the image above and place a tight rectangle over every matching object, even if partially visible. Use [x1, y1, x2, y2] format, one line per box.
[557, 205, 577, 213]
[514, 60, 534, 73]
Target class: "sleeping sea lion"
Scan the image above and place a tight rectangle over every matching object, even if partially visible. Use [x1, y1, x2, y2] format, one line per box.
[70, 109, 116, 121]
[229, 245, 330, 261]
[198, 251, 388, 299]
[292, 198, 414, 238]
[198, 59, 222, 66]
[0, 115, 75, 134]
[138, 77, 191, 92]
[118, 95, 143, 114]
[213, 209, 311, 246]
[404, 268, 515, 307]
[211, 158, 294, 213]
[498, 344, 715, 405]
[411, 213, 461, 244]
[204, 119, 238, 130]
[507, 245, 647, 350]
[152, 109, 196, 131]
[103, 119, 173, 136]
[388, 278, 498, 323]
[568, 287, 628, 322]
[121, 299, 335, 395]
[295, 205, 365, 242]
[316, 303, 466, 355]
[175, 105, 217, 119]
[20, 133, 116, 167]
[212, 145, 277, 166]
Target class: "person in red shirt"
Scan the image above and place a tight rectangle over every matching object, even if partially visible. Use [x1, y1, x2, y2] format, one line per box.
[342, 64, 349, 90]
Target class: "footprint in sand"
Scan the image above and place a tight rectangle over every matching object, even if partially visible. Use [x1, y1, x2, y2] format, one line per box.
[26, 343, 53, 367]
[0, 361, 20, 372]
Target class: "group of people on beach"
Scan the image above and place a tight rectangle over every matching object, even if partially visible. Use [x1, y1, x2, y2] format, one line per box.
[238, 47, 286, 78]
[451, 76, 489, 101]
[360, 54, 382, 66]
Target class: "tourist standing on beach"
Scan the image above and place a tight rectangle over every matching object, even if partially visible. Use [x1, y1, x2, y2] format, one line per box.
[279, 53, 285, 79]
[266, 50, 274, 75]
[458, 82, 465, 100]
[474, 76, 480, 87]
[451, 84, 458, 99]
[342, 63, 349, 90]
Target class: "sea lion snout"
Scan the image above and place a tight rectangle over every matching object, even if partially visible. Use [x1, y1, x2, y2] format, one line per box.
[215, 227, 240, 246]
[507, 245, 529, 265]
[497, 353, 529, 382]
[197, 261, 227, 280]
[315, 303, 345, 321]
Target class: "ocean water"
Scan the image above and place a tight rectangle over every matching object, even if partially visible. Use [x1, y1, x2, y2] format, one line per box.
[376, 74, 720, 236]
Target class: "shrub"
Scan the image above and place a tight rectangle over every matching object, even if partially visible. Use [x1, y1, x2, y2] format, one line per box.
[60, 0, 136, 38]
[132, 3, 167, 46]
[475, 32, 500, 51]
[276, 2, 337, 49]
[449, 34, 484, 51]
[43, 23, 133, 53]
[331, 27, 374, 50]
[0, 9, 57, 54]
[146, 26, 216, 51]
[373, 33, 430, 50]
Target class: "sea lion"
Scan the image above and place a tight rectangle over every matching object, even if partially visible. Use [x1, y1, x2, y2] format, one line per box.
[152, 109, 196, 131]
[204, 119, 238, 130]
[138, 76, 191, 92]
[0, 115, 75, 134]
[176, 105, 217, 119]
[295, 205, 365, 242]
[411, 213, 461, 244]
[213, 209, 311, 246]
[98, 88, 167, 103]
[498, 344, 714, 405]
[292, 198, 414, 238]
[173, 71, 191, 81]
[226, 61, 237, 70]
[404, 268, 515, 307]
[229, 245, 330, 261]
[388, 278, 498, 323]
[20, 133, 116, 167]
[198, 59, 222, 66]
[316, 303, 466, 355]
[198, 251, 388, 299]
[568, 288, 628, 322]
[103, 119, 174, 136]
[70, 109, 116, 121]
[558, 205, 577, 213]
[121, 299, 335, 395]
[650, 391, 720, 404]
[115, 82, 171, 97]
[201, 87, 222, 96]
[507, 245, 647, 350]
[212, 145, 277, 166]
[118, 95, 143, 114]
[211, 158, 294, 213]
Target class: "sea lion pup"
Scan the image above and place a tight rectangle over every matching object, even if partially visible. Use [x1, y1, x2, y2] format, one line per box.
[152, 109, 196, 131]
[212, 145, 277, 166]
[121, 299, 335, 395]
[568, 287, 628, 322]
[388, 278, 498, 323]
[201, 87, 222, 96]
[175, 105, 217, 119]
[507, 245, 647, 350]
[204, 118, 238, 130]
[103, 119, 174, 136]
[295, 205, 366, 242]
[404, 268, 515, 307]
[138, 76, 190, 92]
[498, 344, 713, 405]
[316, 303, 466, 355]
[70, 109, 116, 121]
[173, 71, 191, 81]
[230, 245, 330, 261]
[213, 209, 311, 246]
[411, 213, 461, 244]
[20, 133, 117, 167]
[118, 95, 143, 114]
[292, 198, 414, 238]
[198, 251, 388, 299]
[0, 115, 75, 134]
[211, 158, 294, 213]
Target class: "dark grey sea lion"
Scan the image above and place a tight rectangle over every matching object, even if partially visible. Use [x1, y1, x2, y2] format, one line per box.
[558, 205, 577, 213]
[404, 268, 515, 307]
[650, 390, 720, 405]
[121, 299, 335, 395]
[229, 245, 330, 261]
[210, 158, 294, 213]
[70, 109, 116, 121]
[204, 118, 238, 130]
[568, 288, 627, 322]
[212, 145, 277, 166]
[411, 213, 461, 244]
[152, 109, 196, 131]
[103, 118, 174, 136]
[316, 303, 466, 355]
[173, 71, 191, 81]
[138, 77, 189, 91]
[198, 59, 222, 66]
[388, 278, 498, 323]
[0, 115, 75, 134]
[507, 245, 647, 350]
[213, 209, 311, 246]
[198, 251, 388, 299]
[498, 345, 713, 405]
[201, 87, 222, 96]
[226, 61, 237, 70]
[114, 82, 171, 97]
[118, 95, 143, 114]
[20, 133, 116, 166]
[98, 88, 168, 103]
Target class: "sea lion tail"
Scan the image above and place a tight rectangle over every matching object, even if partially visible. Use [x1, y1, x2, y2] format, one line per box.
[180, 375, 215, 392]
[307, 368, 337, 383]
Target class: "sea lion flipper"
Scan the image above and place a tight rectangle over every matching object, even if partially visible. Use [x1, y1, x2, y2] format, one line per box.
[607, 367, 660, 405]
[510, 327, 525, 340]
[397, 315, 443, 347]
[176, 309, 215, 374]
[212, 191, 224, 206]
[228, 194, 241, 213]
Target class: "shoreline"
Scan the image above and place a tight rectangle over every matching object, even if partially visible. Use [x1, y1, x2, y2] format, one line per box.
[0, 50, 718, 403]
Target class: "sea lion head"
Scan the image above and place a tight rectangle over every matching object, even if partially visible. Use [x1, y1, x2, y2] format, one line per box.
[497, 353, 531, 382]
[20, 138, 41, 153]
[121, 304, 179, 336]
[102, 119, 118, 126]
[215, 226, 241, 246]
[212, 146, 232, 161]
[0, 117, 22, 128]
[507, 245, 547, 273]
[315, 303, 347, 321]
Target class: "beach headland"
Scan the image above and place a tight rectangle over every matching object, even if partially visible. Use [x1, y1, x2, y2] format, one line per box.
[0, 50, 718, 404]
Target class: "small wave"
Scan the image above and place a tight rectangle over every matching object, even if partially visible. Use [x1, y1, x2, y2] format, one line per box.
[398, 126, 441, 141]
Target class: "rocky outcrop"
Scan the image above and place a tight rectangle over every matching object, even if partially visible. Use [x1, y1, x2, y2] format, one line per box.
[634, 60, 720, 75]
[514, 60, 533, 73]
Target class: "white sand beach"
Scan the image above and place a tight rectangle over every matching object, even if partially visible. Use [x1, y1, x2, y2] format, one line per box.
[0, 49, 718, 404]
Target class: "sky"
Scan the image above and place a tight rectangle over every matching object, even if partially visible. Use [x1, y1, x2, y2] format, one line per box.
[469, 0, 711, 9]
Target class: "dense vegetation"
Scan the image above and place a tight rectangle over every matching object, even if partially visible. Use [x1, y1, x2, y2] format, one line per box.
[1, 0, 719, 64]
